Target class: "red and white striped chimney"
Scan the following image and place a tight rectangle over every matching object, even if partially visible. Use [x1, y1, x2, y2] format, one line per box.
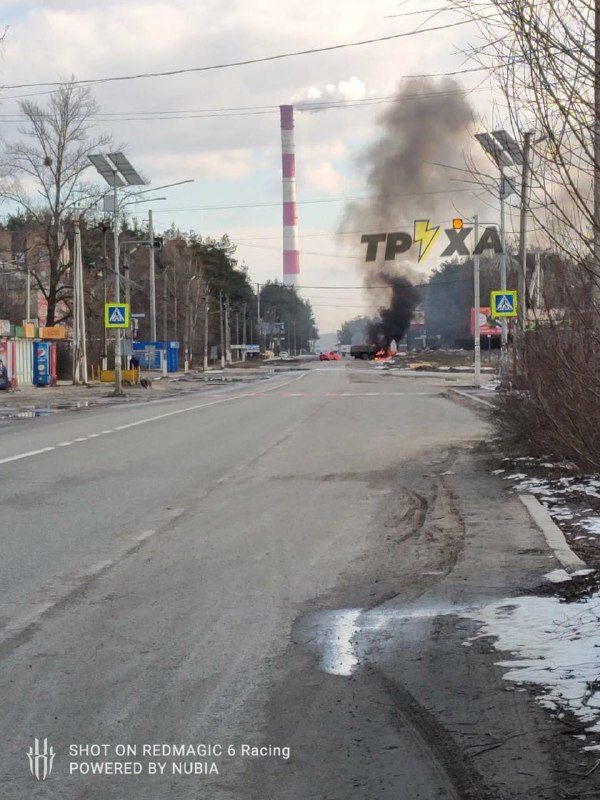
[280, 104, 300, 286]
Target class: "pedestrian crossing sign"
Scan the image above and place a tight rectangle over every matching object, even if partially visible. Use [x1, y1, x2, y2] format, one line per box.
[105, 302, 130, 328]
[491, 291, 517, 318]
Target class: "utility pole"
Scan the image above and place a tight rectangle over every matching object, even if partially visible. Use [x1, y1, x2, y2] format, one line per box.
[242, 302, 247, 362]
[533, 251, 542, 312]
[517, 132, 533, 339]
[203, 285, 210, 371]
[219, 290, 225, 368]
[595, 0, 600, 290]
[102, 226, 108, 370]
[72, 219, 88, 384]
[256, 282, 261, 353]
[499, 167, 508, 378]
[123, 251, 131, 308]
[184, 274, 196, 373]
[162, 268, 168, 343]
[225, 295, 232, 365]
[473, 214, 481, 389]
[173, 270, 178, 343]
[148, 209, 157, 341]
[26, 264, 31, 322]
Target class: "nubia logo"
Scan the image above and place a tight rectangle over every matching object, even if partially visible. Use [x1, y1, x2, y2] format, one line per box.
[361, 220, 503, 263]
[27, 737, 55, 780]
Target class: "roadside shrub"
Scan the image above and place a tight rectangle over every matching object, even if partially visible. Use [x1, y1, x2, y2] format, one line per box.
[494, 277, 600, 472]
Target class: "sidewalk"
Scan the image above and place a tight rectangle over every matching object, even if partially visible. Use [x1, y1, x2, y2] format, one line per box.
[0, 367, 280, 420]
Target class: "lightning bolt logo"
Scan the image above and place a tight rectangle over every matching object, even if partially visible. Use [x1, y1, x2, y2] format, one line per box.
[413, 219, 441, 263]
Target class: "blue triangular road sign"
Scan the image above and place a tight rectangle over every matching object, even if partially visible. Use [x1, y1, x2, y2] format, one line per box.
[109, 307, 125, 323]
[496, 294, 514, 312]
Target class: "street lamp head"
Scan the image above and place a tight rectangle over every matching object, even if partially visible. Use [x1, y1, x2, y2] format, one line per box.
[88, 154, 125, 187]
[474, 132, 513, 168]
[88, 152, 146, 188]
[491, 130, 523, 166]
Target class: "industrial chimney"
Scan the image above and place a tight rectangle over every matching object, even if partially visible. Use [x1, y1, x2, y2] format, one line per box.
[280, 105, 300, 286]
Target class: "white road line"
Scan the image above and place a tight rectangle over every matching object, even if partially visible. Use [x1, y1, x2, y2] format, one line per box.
[0, 372, 307, 467]
[0, 446, 56, 465]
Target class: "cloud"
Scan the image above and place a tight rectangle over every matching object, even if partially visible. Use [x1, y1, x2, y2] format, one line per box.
[151, 149, 254, 181]
[303, 161, 344, 193]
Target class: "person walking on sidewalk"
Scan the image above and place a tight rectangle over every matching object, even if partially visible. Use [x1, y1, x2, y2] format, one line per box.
[0, 359, 9, 390]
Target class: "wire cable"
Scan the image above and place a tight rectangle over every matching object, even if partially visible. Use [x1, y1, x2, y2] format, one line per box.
[0, 19, 476, 90]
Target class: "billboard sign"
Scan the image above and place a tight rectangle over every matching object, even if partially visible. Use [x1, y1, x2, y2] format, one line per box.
[471, 307, 502, 336]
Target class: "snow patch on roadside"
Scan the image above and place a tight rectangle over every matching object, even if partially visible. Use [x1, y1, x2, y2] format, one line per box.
[464, 595, 600, 735]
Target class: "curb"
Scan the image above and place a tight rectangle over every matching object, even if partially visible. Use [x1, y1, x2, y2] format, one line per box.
[519, 493, 586, 569]
[446, 388, 496, 409]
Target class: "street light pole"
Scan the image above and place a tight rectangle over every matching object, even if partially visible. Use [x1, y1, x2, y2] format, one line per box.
[517, 132, 533, 338]
[102, 226, 108, 370]
[475, 131, 523, 383]
[473, 214, 481, 389]
[26, 265, 31, 322]
[112, 171, 123, 395]
[256, 282, 261, 353]
[219, 290, 225, 369]
[148, 209, 157, 342]
[163, 267, 168, 344]
[225, 295, 232, 365]
[88, 152, 147, 395]
[499, 168, 508, 376]
[203, 285, 210, 371]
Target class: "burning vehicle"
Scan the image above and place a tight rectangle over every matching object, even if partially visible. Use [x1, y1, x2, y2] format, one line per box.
[351, 274, 421, 360]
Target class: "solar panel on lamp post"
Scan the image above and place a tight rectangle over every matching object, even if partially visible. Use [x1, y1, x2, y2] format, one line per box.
[87, 153, 147, 395]
[474, 130, 523, 380]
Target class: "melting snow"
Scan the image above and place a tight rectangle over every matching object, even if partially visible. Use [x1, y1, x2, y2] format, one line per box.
[580, 518, 600, 535]
[544, 569, 572, 583]
[464, 595, 600, 734]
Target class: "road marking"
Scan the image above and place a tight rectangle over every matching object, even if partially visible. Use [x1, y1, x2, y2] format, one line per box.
[0, 446, 56, 465]
[0, 372, 307, 467]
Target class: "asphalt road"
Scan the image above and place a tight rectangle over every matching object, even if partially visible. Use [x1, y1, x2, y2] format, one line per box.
[0, 363, 582, 798]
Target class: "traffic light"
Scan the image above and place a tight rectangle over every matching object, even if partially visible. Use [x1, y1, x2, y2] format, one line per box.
[153, 236, 163, 251]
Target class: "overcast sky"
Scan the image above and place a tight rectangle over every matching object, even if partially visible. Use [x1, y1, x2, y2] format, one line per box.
[0, 0, 508, 334]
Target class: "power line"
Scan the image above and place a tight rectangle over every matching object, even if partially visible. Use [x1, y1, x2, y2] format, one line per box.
[141, 187, 471, 215]
[0, 19, 476, 90]
[0, 86, 487, 122]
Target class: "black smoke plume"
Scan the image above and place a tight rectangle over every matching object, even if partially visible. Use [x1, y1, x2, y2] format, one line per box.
[341, 78, 474, 342]
[368, 274, 421, 348]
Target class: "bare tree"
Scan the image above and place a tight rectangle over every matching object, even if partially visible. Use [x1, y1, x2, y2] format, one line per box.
[453, 1, 599, 293]
[1, 80, 110, 324]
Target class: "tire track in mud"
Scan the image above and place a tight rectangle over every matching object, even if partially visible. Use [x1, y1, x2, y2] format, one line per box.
[252, 449, 493, 799]
[374, 669, 496, 800]
[356, 458, 494, 799]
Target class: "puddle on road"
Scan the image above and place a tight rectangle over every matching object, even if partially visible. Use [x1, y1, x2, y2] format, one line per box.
[0, 400, 95, 423]
[297, 604, 470, 677]
[300, 609, 361, 676]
